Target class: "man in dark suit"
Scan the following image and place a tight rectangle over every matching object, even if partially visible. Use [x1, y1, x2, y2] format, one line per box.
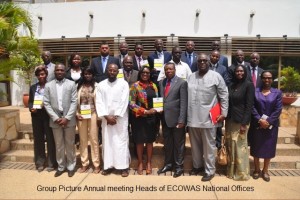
[123, 56, 139, 86]
[116, 42, 129, 68]
[157, 62, 188, 178]
[90, 41, 120, 83]
[43, 63, 77, 178]
[228, 49, 251, 82]
[181, 40, 198, 71]
[147, 39, 172, 85]
[211, 40, 228, 68]
[248, 52, 264, 88]
[133, 42, 147, 71]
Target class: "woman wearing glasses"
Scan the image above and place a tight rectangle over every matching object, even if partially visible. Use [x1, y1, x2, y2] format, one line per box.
[249, 71, 282, 182]
[129, 66, 158, 175]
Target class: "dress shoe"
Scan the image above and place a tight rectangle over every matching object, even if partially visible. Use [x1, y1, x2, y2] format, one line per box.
[54, 170, 64, 177]
[101, 168, 114, 176]
[121, 169, 129, 177]
[262, 171, 270, 182]
[46, 167, 55, 172]
[37, 166, 44, 172]
[252, 170, 261, 180]
[201, 173, 215, 182]
[157, 166, 172, 174]
[173, 170, 183, 178]
[68, 170, 75, 177]
[189, 167, 204, 176]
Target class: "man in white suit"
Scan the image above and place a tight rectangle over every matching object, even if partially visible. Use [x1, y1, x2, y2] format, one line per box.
[44, 63, 77, 177]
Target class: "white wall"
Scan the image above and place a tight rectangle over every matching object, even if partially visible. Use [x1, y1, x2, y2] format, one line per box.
[10, 70, 28, 107]
[20, 0, 300, 39]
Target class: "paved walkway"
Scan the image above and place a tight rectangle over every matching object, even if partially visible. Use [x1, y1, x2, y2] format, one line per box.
[0, 106, 300, 199]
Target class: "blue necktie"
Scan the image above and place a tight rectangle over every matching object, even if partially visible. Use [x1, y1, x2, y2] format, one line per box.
[188, 54, 192, 67]
[102, 57, 107, 72]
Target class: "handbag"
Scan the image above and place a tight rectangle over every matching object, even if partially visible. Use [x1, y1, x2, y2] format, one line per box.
[217, 136, 228, 165]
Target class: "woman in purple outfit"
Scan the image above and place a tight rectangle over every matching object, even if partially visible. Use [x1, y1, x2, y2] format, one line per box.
[249, 71, 282, 182]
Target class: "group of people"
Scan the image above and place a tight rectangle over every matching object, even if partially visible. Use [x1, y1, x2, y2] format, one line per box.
[28, 39, 282, 182]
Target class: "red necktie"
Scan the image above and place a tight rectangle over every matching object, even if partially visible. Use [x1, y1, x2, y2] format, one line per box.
[164, 80, 171, 97]
[252, 67, 256, 87]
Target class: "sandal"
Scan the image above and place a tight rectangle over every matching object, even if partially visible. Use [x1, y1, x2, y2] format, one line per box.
[146, 163, 152, 175]
[77, 166, 89, 173]
[137, 163, 143, 175]
[262, 171, 270, 182]
[252, 170, 261, 179]
[101, 168, 113, 176]
[93, 167, 101, 174]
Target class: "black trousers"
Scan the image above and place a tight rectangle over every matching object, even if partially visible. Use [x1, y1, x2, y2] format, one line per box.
[31, 109, 57, 168]
[215, 126, 223, 149]
[161, 118, 186, 170]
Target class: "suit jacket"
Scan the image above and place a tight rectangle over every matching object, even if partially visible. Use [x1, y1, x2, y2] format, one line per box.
[159, 76, 188, 127]
[148, 51, 172, 84]
[123, 69, 139, 87]
[147, 51, 172, 69]
[65, 66, 85, 84]
[209, 63, 230, 86]
[45, 62, 55, 82]
[43, 78, 77, 128]
[90, 56, 120, 83]
[132, 55, 147, 71]
[181, 52, 198, 69]
[219, 55, 228, 68]
[247, 65, 264, 88]
[116, 54, 128, 69]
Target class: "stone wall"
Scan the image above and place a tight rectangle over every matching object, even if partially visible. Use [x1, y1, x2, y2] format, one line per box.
[280, 105, 300, 127]
[0, 109, 20, 153]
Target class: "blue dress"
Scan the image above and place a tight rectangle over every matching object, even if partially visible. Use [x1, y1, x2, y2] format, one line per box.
[249, 88, 282, 158]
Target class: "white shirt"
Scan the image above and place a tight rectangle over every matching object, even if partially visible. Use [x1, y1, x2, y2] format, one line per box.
[157, 60, 192, 81]
[56, 79, 65, 112]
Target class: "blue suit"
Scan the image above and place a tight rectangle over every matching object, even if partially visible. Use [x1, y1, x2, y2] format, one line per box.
[181, 52, 198, 70]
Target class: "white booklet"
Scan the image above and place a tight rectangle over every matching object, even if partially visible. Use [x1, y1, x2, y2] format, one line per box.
[153, 97, 163, 112]
[154, 59, 163, 71]
[33, 95, 43, 109]
[80, 105, 91, 119]
[261, 114, 273, 129]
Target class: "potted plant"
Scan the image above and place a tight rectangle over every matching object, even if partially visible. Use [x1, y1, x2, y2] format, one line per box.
[10, 37, 42, 107]
[280, 66, 300, 105]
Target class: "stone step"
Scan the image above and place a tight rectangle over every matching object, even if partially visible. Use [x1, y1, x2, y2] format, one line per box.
[1, 149, 299, 169]
[18, 126, 298, 145]
[10, 138, 300, 157]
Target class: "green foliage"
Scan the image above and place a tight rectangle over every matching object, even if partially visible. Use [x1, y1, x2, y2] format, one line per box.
[280, 66, 300, 94]
[12, 37, 42, 87]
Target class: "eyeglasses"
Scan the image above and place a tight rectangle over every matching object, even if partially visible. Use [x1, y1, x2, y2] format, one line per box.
[198, 59, 208, 63]
[141, 72, 150, 75]
[262, 77, 272, 80]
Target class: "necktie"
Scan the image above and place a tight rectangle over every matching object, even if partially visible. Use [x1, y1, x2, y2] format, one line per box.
[252, 67, 256, 87]
[188, 54, 192, 67]
[102, 57, 107, 72]
[158, 52, 163, 59]
[164, 79, 171, 97]
[138, 57, 142, 70]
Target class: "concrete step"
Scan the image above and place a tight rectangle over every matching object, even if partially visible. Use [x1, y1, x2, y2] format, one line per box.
[10, 138, 300, 157]
[2, 148, 299, 169]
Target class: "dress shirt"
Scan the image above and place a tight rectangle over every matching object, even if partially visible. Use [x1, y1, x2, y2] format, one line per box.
[135, 55, 143, 70]
[55, 78, 65, 112]
[157, 60, 192, 81]
[157, 51, 164, 62]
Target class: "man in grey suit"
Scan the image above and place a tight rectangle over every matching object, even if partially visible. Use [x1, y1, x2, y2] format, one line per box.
[157, 62, 188, 178]
[41, 51, 55, 82]
[43, 63, 77, 177]
[90, 41, 120, 83]
[181, 40, 198, 71]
